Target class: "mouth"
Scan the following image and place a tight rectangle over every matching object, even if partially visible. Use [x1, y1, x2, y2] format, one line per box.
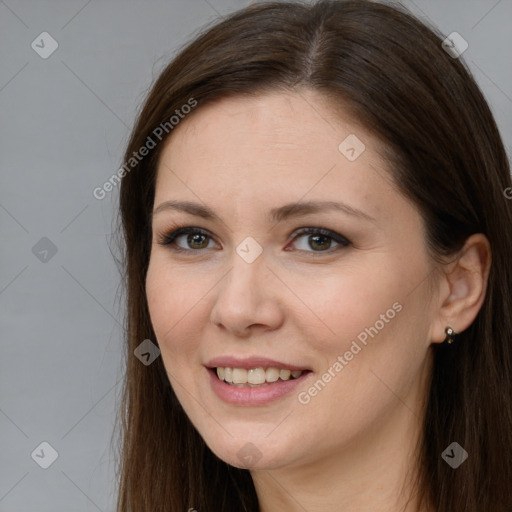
[205, 357, 313, 405]
[211, 366, 311, 387]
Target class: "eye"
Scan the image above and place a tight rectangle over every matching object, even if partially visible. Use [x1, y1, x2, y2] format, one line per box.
[157, 225, 351, 255]
[286, 227, 351, 254]
[157, 227, 218, 252]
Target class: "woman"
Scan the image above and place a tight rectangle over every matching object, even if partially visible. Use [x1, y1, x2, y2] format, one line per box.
[114, 1, 512, 510]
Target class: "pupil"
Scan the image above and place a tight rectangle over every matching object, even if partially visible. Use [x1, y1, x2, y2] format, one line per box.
[310, 234, 330, 251]
[188, 233, 208, 249]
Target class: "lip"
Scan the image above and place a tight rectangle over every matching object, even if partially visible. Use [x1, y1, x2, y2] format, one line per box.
[205, 356, 310, 372]
[206, 366, 312, 406]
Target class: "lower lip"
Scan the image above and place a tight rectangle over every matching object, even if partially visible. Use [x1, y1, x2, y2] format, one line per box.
[207, 368, 311, 406]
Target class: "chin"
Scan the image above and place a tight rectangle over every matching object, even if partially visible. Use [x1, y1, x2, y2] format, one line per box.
[199, 429, 299, 471]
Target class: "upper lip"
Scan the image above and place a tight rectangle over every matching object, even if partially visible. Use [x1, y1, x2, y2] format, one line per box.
[205, 356, 311, 371]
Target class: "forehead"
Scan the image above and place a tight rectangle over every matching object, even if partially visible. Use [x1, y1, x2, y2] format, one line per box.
[155, 90, 387, 198]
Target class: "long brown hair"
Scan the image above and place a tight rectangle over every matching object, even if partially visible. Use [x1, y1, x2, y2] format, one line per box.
[114, 1, 512, 510]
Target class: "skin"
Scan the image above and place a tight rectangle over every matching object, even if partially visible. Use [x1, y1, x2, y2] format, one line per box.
[146, 90, 491, 512]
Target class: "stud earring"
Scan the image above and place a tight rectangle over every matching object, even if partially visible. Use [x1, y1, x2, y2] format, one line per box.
[444, 326, 457, 344]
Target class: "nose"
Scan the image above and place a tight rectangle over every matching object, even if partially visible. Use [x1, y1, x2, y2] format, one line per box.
[209, 250, 285, 337]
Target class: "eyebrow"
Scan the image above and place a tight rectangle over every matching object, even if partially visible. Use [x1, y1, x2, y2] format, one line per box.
[152, 199, 376, 223]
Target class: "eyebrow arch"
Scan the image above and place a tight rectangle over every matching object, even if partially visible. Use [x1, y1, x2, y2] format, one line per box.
[152, 199, 376, 223]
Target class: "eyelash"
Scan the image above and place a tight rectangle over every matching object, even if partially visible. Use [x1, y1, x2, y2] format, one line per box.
[156, 225, 351, 256]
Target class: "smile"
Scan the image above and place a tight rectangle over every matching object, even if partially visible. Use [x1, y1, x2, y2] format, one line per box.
[216, 367, 304, 386]
[207, 366, 312, 405]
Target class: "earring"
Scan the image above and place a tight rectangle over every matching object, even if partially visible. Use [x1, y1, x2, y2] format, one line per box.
[444, 326, 457, 344]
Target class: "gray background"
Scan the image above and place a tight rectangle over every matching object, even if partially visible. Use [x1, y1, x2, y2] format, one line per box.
[1, 0, 510, 510]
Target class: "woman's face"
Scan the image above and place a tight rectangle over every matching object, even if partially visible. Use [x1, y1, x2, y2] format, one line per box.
[146, 90, 439, 471]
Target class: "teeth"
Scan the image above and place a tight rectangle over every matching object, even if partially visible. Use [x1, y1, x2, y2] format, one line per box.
[214, 366, 305, 385]
[248, 368, 266, 385]
[279, 369, 291, 380]
[266, 367, 280, 382]
[232, 368, 247, 384]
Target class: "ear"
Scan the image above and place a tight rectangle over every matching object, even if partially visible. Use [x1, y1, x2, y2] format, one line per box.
[430, 233, 491, 344]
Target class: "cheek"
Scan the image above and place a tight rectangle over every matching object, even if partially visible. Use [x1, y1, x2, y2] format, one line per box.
[300, 271, 429, 413]
[291, 258, 427, 409]
[287, 261, 406, 351]
[145, 257, 204, 360]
